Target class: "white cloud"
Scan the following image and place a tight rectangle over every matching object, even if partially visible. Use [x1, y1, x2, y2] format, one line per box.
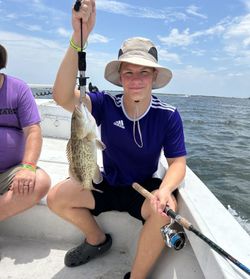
[243, 37, 250, 47]
[167, 65, 250, 97]
[191, 49, 205, 56]
[158, 49, 181, 64]
[242, 0, 250, 11]
[5, 13, 18, 19]
[16, 22, 42, 32]
[96, 0, 161, 18]
[0, 31, 62, 49]
[89, 33, 110, 43]
[0, 31, 65, 84]
[157, 14, 250, 84]
[222, 14, 250, 63]
[224, 14, 250, 38]
[0, 30, 112, 89]
[227, 72, 244, 77]
[97, 0, 130, 15]
[2, 0, 67, 25]
[57, 28, 71, 38]
[158, 23, 225, 48]
[96, 1, 214, 23]
[202, 25, 225, 36]
[186, 5, 207, 19]
[158, 29, 193, 47]
[96, 0, 187, 21]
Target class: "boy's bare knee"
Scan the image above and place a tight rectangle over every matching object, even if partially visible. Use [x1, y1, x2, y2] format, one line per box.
[46, 188, 56, 209]
[46, 186, 64, 212]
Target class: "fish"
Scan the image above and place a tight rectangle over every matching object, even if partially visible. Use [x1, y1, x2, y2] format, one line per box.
[66, 103, 105, 190]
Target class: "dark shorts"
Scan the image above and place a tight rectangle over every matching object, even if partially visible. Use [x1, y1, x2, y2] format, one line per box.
[0, 165, 21, 195]
[90, 177, 162, 222]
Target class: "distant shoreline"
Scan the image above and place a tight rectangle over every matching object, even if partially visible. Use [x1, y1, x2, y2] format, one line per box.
[29, 85, 250, 100]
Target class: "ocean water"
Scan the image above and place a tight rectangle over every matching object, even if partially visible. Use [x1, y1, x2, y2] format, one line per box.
[159, 94, 250, 234]
[32, 87, 250, 234]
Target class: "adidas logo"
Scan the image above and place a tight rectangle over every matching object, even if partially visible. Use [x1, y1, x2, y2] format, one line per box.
[113, 120, 125, 129]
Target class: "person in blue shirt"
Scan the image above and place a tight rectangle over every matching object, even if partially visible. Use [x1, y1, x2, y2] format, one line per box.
[47, 1, 186, 278]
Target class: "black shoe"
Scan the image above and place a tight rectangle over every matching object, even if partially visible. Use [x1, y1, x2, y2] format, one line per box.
[64, 234, 112, 267]
[123, 272, 131, 279]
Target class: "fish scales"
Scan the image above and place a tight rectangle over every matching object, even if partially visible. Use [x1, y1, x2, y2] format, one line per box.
[66, 103, 104, 190]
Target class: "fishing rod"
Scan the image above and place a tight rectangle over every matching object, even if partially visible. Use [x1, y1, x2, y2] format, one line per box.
[73, 0, 88, 101]
[132, 182, 250, 276]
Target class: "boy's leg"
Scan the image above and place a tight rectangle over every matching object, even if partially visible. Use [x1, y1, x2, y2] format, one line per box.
[130, 197, 174, 279]
[127, 178, 177, 279]
[47, 179, 106, 245]
[47, 178, 114, 267]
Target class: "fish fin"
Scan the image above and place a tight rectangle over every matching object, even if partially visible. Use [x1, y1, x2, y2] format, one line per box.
[80, 176, 103, 193]
[66, 140, 73, 164]
[96, 139, 106, 150]
[80, 185, 103, 193]
[92, 166, 102, 184]
[90, 166, 103, 193]
[92, 187, 103, 193]
[66, 141, 77, 179]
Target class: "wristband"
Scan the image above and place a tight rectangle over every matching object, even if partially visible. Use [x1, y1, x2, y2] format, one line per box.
[70, 37, 88, 52]
[21, 164, 36, 173]
[22, 161, 36, 168]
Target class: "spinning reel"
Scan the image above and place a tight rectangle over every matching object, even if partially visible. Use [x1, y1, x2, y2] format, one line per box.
[161, 222, 186, 251]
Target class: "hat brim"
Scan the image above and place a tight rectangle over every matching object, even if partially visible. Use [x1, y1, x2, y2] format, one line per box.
[104, 57, 172, 89]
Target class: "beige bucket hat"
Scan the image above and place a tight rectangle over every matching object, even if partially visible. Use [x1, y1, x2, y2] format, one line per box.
[104, 37, 172, 89]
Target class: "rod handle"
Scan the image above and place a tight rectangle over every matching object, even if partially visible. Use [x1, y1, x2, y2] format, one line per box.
[132, 183, 192, 230]
[132, 182, 154, 199]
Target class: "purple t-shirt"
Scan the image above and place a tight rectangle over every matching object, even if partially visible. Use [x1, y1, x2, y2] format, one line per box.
[88, 91, 186, 187]
[0, 75, 41, 172]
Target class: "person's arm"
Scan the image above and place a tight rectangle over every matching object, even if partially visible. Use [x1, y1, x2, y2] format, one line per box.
[53, 0, 96, 112]
[22, 124, 42, 164]
[151, 156, 186, 215]
[10, 124, 42, 194]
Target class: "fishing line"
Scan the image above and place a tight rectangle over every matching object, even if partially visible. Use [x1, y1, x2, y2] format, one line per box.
[133, 101, 143, 148]
[74, 0, 88, 103]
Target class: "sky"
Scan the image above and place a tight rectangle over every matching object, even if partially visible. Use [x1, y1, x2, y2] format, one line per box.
[1, 0, 250, 98]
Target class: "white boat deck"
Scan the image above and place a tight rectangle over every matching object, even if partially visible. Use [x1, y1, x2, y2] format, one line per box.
[0, 99, 249, 279]
[0, 236, 130, 279]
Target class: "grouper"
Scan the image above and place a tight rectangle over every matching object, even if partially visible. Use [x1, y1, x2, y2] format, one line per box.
[66, 103, 105, 190]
